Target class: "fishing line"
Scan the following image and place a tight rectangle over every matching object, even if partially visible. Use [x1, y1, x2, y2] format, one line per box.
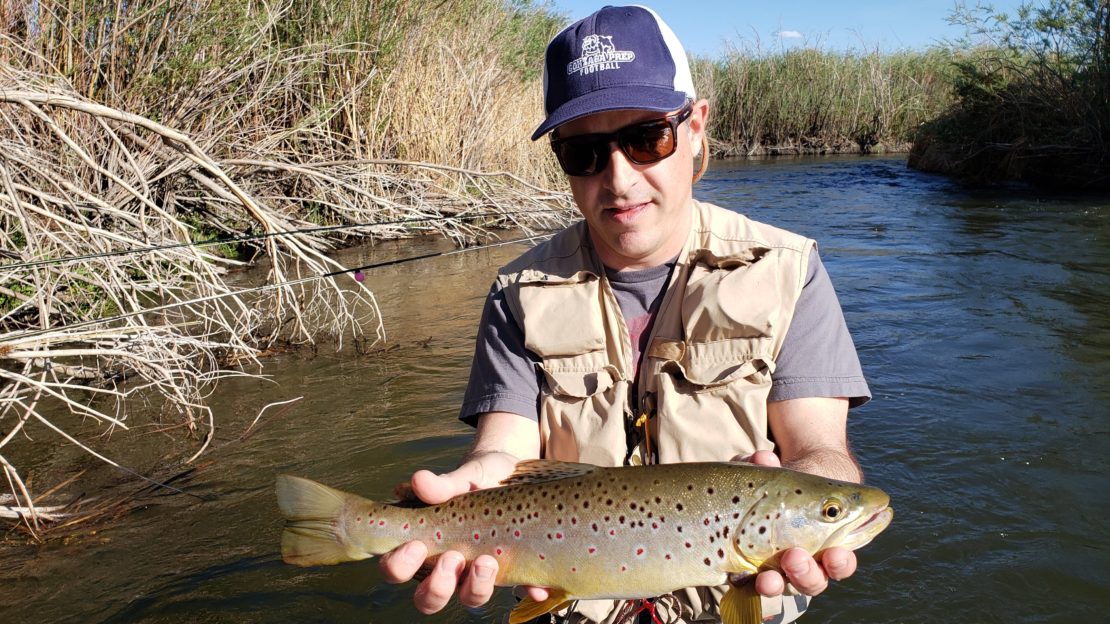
[4, 232, 556, 342]
[0, 209, 559, 272]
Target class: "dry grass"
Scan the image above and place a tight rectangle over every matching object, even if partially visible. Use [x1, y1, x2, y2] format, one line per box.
[0, 0, 573, 538]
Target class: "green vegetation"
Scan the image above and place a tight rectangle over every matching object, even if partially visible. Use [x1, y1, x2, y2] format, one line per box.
[696, 47, 959, 155]
[910, 0, 1109, 188]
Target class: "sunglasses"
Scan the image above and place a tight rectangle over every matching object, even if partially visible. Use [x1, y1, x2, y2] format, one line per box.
[550, 103, 693, 177]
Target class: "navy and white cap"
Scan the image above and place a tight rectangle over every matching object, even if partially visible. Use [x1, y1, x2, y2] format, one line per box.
[531, 5, 695, 140]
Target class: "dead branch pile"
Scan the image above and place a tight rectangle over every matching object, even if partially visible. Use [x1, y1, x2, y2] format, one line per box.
[0, 64, 573, 539]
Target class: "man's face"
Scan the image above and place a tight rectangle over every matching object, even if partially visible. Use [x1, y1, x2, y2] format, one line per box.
[555, 99, 708, 271]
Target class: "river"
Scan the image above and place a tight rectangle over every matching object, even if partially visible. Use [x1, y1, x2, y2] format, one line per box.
[2, 155, 1108, 623]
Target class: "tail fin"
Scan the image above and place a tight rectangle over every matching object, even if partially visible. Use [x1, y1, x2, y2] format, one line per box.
[276, 474, 375, 567]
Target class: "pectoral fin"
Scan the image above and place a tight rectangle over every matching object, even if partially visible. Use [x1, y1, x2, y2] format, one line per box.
[720, 583, 762, 624]
[508, 589, 571, 624]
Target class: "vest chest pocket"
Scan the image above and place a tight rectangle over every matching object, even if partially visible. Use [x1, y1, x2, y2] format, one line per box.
[515, 269, 605, 357]
[650, 336, 777, 462]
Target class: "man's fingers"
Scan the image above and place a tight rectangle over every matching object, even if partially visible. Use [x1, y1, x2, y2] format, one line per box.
[780, 548, 829, 596]
[755, 569, 786, 598]
[413, 551, 466, 614]
[526, 586, 551, 602]
[380, 541, 428, 584]
[819, 547, 857, 581]
[458, 555, 499, 608]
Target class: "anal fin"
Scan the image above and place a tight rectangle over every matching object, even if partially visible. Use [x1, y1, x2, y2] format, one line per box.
[508, 589, 571, 624]
[720, 583, 762, 624]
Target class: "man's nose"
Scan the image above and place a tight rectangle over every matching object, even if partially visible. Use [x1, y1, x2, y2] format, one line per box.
[601, 142, 638, 193]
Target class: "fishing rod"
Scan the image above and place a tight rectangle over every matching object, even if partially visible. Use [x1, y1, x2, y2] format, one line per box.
[2, 232, 557, 342]
[0, 209, 560, 273]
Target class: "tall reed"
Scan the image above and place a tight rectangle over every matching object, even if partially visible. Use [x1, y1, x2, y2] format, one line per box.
[696, 46, 957, 155]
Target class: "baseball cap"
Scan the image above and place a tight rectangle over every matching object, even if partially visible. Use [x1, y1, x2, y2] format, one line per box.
[531, 5, 696, 140]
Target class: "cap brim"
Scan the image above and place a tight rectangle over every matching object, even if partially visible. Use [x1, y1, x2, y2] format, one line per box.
[531, 87, 688, 141]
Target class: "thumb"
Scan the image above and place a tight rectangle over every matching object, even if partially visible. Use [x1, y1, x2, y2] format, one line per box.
[409, 469, 470, 505]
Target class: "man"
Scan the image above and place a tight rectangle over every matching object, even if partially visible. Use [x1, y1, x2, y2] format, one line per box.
[380, 5, 870, 623]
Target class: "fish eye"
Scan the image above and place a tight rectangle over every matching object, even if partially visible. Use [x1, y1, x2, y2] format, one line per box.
[821, 498, 844, 522]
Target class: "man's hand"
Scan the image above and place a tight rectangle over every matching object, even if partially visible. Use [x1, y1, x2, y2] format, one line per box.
[742, 450, 859, 599]
[378, 411, 546, 614]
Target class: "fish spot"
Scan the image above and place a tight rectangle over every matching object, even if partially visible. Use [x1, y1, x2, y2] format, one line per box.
[571, 517, 578, 525]
[592, 522, 599, 532]
[651, 522, 659, 530]
[709, 535, 715, 543]
[687, 484, 694, 491]
[733, 512, 741, 519]
[557, 518, 563, 525]
[378, 520, 386, 527]
[355, 516, 361, 522]
[473, 532, 481, 542]
[582, 501, 590, 509]
[685, 542, 692, 549]
[635, 546, 646, 558]
[629, 502, 638, 510]
[723, 527, 730, 538]
[707, 487, 715, 495]
[717, 548, 725, 559]
[496, 548, 504, 556]
[496, 509, 503, 517]
[676, 503, 684, 511]
[556, 532, 564, 541]
[402, 523, 410, 531]
[539, 554, 546, 561]
[703, 557, 712, 566]
[677, 526, 683, 533]
[556, 503, 564, 511]
[491, 529, 497, 537]
[704, 518, 710, 526]
[732, 496, 741, 504]
[588, 546, 597, 555]
[795, 489, 803, 495]
[654, 496, 662, 504]
[609, 529, 617, 538]
[606, 499, 614, 506]
[435, 531, 443, 541]
[620, 564, 628, 573]
[759, 526, 767, 535]
[571, 567, 577, 573]
[418, 517, 425, 525]
[483, 508, 490, 516]
[619, 516, 626, 524]
[513, 530, 522, 540]
[665, 553, 672, 560]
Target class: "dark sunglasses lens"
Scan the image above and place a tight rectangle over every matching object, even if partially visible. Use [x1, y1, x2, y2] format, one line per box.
[621, 121, 675, 164]
[556, 139, 606, 176]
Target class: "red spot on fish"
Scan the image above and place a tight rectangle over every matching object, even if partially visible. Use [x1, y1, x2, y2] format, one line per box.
[378, 520, 386, 526]
[539, 554, 546, 561]
[473, 532, 481, 541]
[514, 530, 522, 539]
[435, 531, 442, 540]
[496, 548, 504, 556]
[609, 529, 616, 536]
[571, 567, 577, 573]
[636, 548, 644, 556]
[620, 565, 628, 572]
[652, 522, 659, 530]
[571, 517, 578, 525]
[588, 547, 597, 554]
[418, 518, 425, 525]
[556, 532, 563, 540]
[704, 518, 710, 526]
[592, 523, 599, 532]
[665, 554, 672, 560]
[402, 523, 409, 530]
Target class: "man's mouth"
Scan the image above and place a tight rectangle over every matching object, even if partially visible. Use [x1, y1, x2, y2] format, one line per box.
[605, 202, 650, 224]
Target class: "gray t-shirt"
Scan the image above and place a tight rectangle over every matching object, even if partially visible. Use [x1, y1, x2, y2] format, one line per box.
[460, 247, 870, 425]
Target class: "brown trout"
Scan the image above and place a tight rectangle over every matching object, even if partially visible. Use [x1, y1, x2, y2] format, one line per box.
[276, 460, 892, 624]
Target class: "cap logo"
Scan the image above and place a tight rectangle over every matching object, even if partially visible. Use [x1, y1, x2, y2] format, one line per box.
[566, 34, 635, 76]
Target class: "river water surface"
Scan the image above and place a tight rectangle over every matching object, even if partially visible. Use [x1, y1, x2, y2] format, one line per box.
[3, 155, 1108, 623]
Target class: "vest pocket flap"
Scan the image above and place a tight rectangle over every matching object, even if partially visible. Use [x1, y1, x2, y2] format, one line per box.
[679, 337, 774, 386]
[540, 364, 620, 398]
[517, 271, 605, 356]
[517, 268, 599, 285]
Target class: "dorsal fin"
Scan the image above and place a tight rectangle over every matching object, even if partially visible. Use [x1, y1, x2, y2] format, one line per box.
[500, 459, 599, 486]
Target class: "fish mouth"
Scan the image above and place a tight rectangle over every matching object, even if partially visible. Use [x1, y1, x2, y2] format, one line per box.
[825, 505, 894, 552]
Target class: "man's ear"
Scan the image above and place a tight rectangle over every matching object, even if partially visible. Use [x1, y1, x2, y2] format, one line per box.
[688, 98, 710, 158]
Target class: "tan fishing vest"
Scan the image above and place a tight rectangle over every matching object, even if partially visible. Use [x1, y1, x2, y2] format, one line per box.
[496, 200, 814, 624]
[498, 199, 814, 469]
